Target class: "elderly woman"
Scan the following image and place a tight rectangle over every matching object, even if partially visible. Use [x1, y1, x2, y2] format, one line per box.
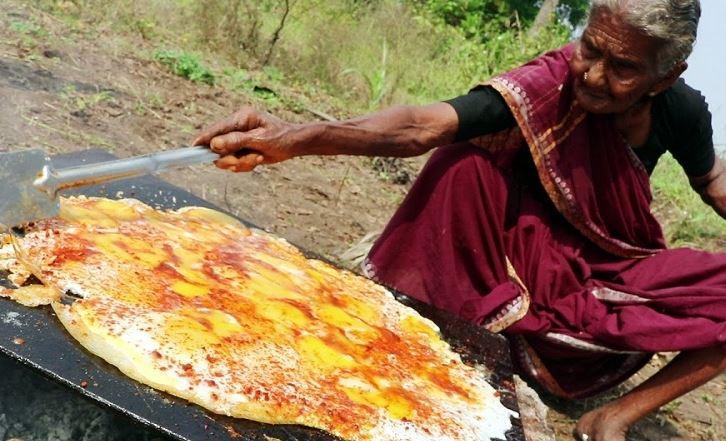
[193, 0, 725, 439]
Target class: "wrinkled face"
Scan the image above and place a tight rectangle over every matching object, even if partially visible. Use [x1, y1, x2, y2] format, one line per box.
[570, 9, 664, 114]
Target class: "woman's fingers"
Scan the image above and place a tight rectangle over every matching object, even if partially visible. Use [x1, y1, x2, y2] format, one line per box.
[214, 152, 264, 173]
[193, 107, 295, 172]
[192, 107, 259, 147]
[193, 116, 237, 147]
[209, 129, 264, 156]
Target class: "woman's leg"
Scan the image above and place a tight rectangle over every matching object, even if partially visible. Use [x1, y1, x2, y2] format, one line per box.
[366, 144, 515, 317]
[575, 345, 726, 441]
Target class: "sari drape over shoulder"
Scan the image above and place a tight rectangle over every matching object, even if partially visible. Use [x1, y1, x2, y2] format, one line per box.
[366, 45, 726, 398]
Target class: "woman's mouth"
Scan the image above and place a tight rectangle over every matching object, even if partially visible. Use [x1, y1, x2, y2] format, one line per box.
[575, 81, 610, 105]
[580, 86, 608, 101]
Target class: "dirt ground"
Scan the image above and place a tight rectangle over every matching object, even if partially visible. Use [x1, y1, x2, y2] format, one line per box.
[0, 3, 723, 441]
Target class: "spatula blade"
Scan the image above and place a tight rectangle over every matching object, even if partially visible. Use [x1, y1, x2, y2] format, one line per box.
[0, 149, 59, 229]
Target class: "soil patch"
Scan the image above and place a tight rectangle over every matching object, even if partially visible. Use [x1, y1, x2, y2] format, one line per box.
[0, 57, 110, 94]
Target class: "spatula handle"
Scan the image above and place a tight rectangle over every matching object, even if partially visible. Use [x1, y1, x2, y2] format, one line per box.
[34, 147, 220, 196]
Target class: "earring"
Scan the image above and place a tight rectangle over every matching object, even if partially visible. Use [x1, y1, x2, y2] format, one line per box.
[583, 71, 589, 81]
[648, 91, 657, 97]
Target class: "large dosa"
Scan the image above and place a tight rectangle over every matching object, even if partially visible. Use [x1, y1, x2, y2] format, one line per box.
[13, 196, 513, 441]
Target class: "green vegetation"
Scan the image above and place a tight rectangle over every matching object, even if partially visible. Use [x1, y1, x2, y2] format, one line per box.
[421, 0, 589, 41]
[35, 0, 579, 109]
[8, 18, 48, 56]
[9, 20, 43, 35]
[59, 85, 115, 114]
[153, 50, 215, 85]
[341, 40, 392, 111]
[650, 154, 725, 251]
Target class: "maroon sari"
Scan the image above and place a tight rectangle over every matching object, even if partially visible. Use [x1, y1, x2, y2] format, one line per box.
[365, 45, 726, 398]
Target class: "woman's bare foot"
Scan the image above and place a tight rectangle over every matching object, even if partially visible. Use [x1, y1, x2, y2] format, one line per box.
[575, 405, 628, 441]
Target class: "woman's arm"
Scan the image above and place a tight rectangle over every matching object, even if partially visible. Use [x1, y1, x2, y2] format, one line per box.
[657, 81, 724, 218]
[689, 156, 726, 219]
[192, 103, 459, 172]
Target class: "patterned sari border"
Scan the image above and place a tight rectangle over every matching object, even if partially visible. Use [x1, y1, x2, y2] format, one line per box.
[483, 256, 531, 333]
[510, 335, 572, 398]
[591, 287, 651, 304]
[544, 332, 640, 354]
[511, 335, 651, 399]
[486, 77, 658, 259]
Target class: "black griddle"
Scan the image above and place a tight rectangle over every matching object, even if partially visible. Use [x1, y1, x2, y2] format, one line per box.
[0, 149, 525, 441]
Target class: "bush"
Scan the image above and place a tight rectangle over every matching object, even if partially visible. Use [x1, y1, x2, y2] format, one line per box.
[273, 0, 573, 107]
[36, 0, 575, 110]
[153, 50, 215, 85]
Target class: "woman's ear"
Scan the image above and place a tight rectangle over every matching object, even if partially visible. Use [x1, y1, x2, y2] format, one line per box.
[650, 62, 688, 96]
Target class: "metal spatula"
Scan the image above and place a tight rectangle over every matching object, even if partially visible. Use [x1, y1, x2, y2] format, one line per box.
[0, 147, 220, 228]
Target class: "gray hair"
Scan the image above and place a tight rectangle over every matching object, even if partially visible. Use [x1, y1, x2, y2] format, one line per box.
[589, 0, 701, 75]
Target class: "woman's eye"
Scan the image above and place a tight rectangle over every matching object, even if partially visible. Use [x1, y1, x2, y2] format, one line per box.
[612, 60, 637, 75]
[580, 41, 597, 58]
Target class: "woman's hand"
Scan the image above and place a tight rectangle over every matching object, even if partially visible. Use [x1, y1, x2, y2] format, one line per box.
[192, 107, 302, 172]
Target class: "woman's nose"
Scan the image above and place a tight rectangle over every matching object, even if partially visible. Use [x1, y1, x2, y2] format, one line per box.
[584, 60, 607, 88]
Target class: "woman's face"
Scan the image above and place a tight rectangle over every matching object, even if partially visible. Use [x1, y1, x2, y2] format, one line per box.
[570, 9, 672, 114]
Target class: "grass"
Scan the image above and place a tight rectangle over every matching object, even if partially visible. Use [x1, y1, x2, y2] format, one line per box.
[650, 153, 725, 251]
[9, 20, 43, 35]
[59, 85, 115, 114]
[153, 49, 215, 85]
[341, 40, 391, 111]
[8, 17, 49, 57]
[33, 0, 571, 112]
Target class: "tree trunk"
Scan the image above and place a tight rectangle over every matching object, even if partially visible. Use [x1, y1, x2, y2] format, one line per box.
[263, 0, 296, 66]
[529, 0, 560, 36]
